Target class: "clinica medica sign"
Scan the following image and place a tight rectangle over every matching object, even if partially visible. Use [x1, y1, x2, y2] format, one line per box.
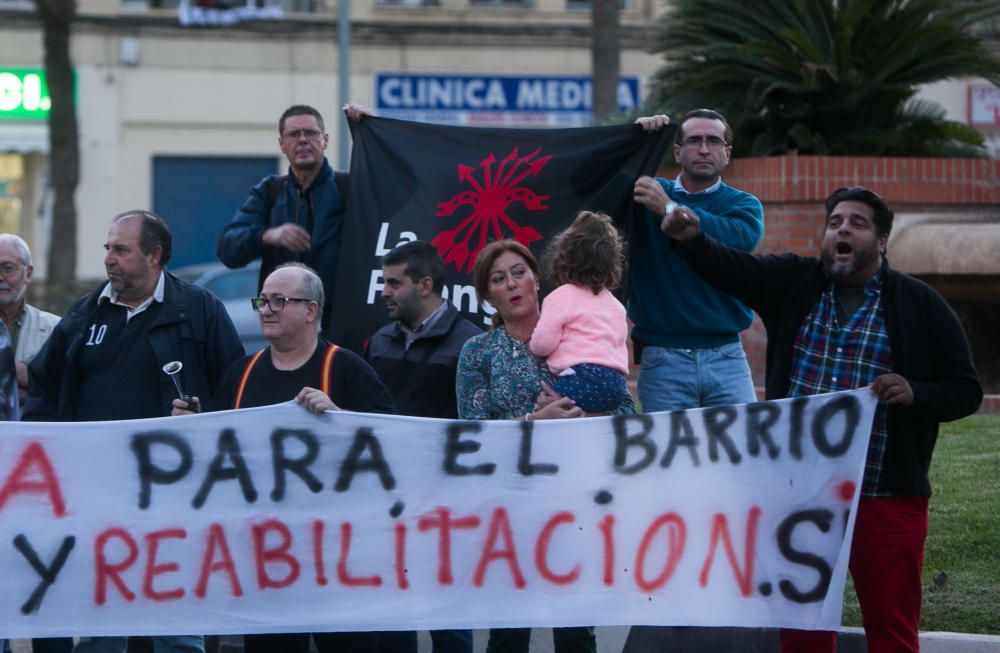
[375, 73, 641, 127]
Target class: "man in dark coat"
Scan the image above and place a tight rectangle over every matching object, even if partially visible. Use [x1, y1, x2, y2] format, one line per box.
[26, 210, 245, 653]
[365, 241, 480, 653]
[216, 103, 368, 333]
[660, 185, 982, 653]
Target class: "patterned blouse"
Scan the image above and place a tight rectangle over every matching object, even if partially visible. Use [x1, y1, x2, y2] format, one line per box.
[457, 325, 635, 420]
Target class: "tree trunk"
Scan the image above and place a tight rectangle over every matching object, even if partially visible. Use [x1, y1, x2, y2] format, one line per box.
[591, 0, 621, 123]
[34, 0, 79, 298]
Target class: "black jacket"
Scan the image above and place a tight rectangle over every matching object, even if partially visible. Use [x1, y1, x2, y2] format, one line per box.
[676, 232, 982, 496]
[25, 273, 245, 421]
[364, 303, 481, 418]
[216, 158, 347, 331]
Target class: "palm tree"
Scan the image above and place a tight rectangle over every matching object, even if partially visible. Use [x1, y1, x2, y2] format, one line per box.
[645, 0, 1000, 156]
[591, 0, 621, 122]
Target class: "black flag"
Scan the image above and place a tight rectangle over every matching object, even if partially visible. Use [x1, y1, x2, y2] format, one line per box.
[330, 116, 674, 353]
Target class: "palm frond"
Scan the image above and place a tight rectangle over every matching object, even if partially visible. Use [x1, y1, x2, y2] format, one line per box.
[645, 0, 1000, 156]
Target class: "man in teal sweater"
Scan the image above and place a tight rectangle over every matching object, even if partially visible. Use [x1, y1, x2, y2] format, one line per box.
[630, 109, 764, 413]
[624, 109, 766, 651]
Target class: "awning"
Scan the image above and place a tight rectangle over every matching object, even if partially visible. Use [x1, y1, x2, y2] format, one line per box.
[0, 122, 49, 154]
[889, 220, 1000, 276]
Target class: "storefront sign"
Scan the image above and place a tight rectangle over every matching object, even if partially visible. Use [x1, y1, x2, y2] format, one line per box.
[969, 84, 1000, 126]
[375, 73, 641, 127]
[0, 69, 52, 121]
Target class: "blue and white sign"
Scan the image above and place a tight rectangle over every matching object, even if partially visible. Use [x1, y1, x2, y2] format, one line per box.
[375, 73, 641, 127]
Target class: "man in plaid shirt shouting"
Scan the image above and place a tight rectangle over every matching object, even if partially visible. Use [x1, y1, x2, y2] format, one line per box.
[658, 186, 982, 653]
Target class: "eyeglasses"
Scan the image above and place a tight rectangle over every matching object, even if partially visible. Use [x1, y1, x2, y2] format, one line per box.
[282, 129, 324, 142]
[251, 295, 314, 312]
[679, 135, 729, 150]
[0, 263, 23, 278]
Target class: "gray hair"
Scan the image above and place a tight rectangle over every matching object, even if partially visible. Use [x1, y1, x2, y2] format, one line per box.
[275, 262, 325, 332]
[0, 234, 32, 267]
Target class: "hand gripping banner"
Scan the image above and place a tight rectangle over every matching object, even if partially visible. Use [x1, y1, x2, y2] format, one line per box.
[0, 388, 874, 638]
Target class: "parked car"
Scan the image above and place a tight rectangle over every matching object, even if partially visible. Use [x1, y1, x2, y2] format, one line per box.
[171, 261, 267, 354]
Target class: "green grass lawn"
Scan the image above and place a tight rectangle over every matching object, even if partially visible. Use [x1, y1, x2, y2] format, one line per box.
[840, 414, 1000, 634]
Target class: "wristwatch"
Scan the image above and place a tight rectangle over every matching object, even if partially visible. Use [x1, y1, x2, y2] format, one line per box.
[664, 201, 678, 216]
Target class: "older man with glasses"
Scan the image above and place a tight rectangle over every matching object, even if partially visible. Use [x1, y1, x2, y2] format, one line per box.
[623, 109, 765, 650]
[0, 234, 60, 404]
[0, 235, 62, 653]
[173, 262, 394, 653]
[217, 102, 370, 336]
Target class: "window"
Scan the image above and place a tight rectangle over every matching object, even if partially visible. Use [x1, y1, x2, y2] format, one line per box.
[126, 0, 323, 13]
[0, 155, 24, 235]
[567, 0, 631, 9]
[470, 0, 532, 6]
[377, 0, 440, 6]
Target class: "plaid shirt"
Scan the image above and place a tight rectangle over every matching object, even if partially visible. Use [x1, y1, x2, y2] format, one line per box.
[788, 262, 892, 496]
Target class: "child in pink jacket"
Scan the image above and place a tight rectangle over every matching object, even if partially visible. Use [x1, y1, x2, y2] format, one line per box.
[529, 210, 629, 412]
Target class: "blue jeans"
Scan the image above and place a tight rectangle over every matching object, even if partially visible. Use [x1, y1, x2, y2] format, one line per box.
[554, 363, 629, 413]
[628, 341, 759, 653]
[637, 342, 756, 413]
[73, 636, 204, 653]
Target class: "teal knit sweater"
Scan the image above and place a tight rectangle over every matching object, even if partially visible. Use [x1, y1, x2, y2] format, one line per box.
[627, 178, 764, 348]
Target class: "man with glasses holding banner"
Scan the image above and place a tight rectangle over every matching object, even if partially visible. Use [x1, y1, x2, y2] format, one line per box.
[626, 109, 765, 651]
[217, 103, 369, 334]
[630, 109, 764, 416]
[174, 262, 393, 653]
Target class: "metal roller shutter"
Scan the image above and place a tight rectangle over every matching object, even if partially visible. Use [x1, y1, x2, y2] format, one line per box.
[152, 155, 278, 268]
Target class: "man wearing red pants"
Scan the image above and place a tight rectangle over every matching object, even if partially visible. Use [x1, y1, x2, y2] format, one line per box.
[660, 185, 983, 652]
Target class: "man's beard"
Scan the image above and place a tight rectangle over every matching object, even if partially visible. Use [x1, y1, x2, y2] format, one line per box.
[0, 288, 24, 307]
[821, 242, 880, 283]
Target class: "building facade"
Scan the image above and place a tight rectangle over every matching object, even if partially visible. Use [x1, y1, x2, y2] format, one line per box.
[0, 0, 666, 277]
[1, 0, 997, 279]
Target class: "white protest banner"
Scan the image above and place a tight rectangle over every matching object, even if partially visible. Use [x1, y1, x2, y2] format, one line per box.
[0, 388, 875, 638]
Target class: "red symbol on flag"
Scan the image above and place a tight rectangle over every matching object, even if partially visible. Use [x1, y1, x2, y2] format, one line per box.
[432, 147, 552, 272]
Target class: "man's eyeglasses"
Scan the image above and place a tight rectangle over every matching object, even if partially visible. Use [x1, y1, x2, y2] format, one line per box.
[679, 135, 729, 150]
[282, 129, 324, 142]
[251, 296, 314, 312]
[0, 263, 23, 278]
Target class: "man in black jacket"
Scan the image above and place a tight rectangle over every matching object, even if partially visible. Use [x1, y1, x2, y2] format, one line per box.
[26, 210, 245, 653]
[660, 186, 982, 653]
[216, 103, 369, 333]
[365, 241, 480, 653]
